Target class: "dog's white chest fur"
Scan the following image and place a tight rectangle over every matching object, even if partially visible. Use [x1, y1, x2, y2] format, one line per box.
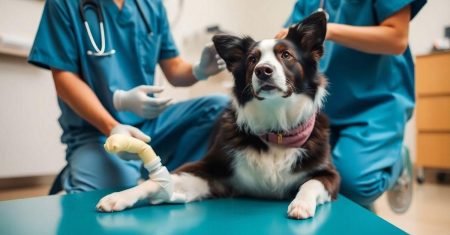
[230, 145, 308, 199]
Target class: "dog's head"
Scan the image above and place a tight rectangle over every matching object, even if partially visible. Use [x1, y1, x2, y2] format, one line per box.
[213, 12, 328, 134]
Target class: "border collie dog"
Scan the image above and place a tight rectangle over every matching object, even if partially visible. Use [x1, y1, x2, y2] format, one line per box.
[98, 12, 340, 220]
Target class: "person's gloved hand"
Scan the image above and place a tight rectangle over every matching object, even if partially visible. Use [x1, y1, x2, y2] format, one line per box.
[113, 85, 172, 119]
[193, 44, 226, 80]
[109, 124, 151, 161]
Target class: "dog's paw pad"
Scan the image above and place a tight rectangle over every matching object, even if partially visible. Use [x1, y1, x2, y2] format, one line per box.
[96, 192, 136, 212]
[287, 200, 316, 219]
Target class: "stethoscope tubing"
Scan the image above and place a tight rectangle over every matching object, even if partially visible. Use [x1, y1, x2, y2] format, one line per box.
[79, 0, 152, 57]
[80, 0, 114, 56]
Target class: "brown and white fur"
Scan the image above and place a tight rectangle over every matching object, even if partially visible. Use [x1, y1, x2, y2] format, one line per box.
[97, 12, 340, 220]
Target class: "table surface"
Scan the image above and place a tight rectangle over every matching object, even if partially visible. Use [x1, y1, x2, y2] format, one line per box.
[0, 189, 406, 235]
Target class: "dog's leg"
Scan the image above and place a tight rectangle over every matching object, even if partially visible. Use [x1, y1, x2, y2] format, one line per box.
[287, 179, 329, 219]
[287, 170, 340, 219]
[96, 179, 162, 212]
[96, 173, 212, 212]
[97, 158, 179, 212]
[171, 173, 211, 202]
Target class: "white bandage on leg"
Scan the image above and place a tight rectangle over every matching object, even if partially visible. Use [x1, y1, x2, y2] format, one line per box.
[104, 134, 188, 204]
[144, 157, 187, 204]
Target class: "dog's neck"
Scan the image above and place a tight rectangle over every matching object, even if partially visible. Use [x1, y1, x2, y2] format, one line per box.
[234, 93, 318, 135]
[258, 112, 316, 148]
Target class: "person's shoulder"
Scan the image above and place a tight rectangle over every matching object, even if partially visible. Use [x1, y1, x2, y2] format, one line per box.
[142, 0, 164, 8]
[140, 0, 164, 5]
[292, 0, 319, 13]
[44, 0, 79, 11]
[47, 0, 80, 4]
[140, 0, 167, 15]
[148, 0, 164, 4]
[294, 0, 319, 8]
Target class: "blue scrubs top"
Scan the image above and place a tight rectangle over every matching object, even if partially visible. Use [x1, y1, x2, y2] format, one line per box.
[285, 0, 426, 127]
[29, 0, 179, 145]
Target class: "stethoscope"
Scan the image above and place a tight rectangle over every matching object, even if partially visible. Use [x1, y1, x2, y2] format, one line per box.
[79, 0, 153, 57]
[315, 0, 329, 20]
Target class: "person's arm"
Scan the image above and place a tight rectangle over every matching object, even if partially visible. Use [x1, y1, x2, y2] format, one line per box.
[326, 5, 411, 55]
[159, 45, 226, 87]
[276, 5, 411, 55]
[159, 57, 197, 87]
[51, 69, 119, 135]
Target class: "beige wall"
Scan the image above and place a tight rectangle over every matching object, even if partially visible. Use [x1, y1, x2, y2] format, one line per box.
[0, 0, 448, 177]
[0, 0, 65, 177]
[405, 0, 450, 161]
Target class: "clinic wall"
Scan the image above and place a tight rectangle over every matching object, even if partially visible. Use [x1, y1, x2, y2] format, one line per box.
[0, 0, 66, 178]
[0, 55, 65, 178]
[402, 0, 450, 163]
[409, 0, 450, 55]
[0, 0, 448, 178]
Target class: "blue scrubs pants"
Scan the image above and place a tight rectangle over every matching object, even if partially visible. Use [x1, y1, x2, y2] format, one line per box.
[61, 95, 229, 193]
[330, 123, 405, 206]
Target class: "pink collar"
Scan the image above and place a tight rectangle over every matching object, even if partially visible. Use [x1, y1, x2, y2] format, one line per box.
[259, 113, 316, 148]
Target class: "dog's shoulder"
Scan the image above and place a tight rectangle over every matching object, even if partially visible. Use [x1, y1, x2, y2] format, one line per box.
[216, 107, 270, 152]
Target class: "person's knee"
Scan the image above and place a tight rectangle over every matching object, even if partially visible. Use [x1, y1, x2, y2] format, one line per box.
[204, 94, 230, 110]
[64, 143, 141, 193]
[340, 170, 390, 206]
[198, 94, 230, 119]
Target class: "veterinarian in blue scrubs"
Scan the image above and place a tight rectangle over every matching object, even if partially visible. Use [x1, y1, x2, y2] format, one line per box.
[277, 0, 426, 210]
[28, 0, 228, 193]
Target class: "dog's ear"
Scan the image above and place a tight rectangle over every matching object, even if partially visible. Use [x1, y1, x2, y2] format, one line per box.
[212, 34, 255, 71]
[285, 12, 327, 60]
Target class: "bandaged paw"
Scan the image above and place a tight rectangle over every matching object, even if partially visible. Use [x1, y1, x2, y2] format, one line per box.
[144, 158, 188, 204]
[103, 134, 188, 205]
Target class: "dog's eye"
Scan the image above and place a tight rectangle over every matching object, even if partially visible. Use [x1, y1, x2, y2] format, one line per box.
[281, 51, 292, 59]
[248, 56, 257, 64]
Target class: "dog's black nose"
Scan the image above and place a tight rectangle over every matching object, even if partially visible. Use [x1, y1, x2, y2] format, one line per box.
[255, 63, 274, 80]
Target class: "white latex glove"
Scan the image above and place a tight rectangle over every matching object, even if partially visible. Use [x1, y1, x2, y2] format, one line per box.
[113, 85, 172, 119]
[109, 124, 151, 161]
[144, 158, 187, 204]
[192, 44, 226, 80]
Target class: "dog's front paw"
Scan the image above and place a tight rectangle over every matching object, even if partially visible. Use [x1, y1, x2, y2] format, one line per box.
[96, 191, 138, 212]
[287, 199, 317, 219]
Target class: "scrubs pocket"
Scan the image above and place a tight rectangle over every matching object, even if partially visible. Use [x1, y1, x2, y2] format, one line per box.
[85, 51, 118, 90]
[139, 34, 161, 74]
